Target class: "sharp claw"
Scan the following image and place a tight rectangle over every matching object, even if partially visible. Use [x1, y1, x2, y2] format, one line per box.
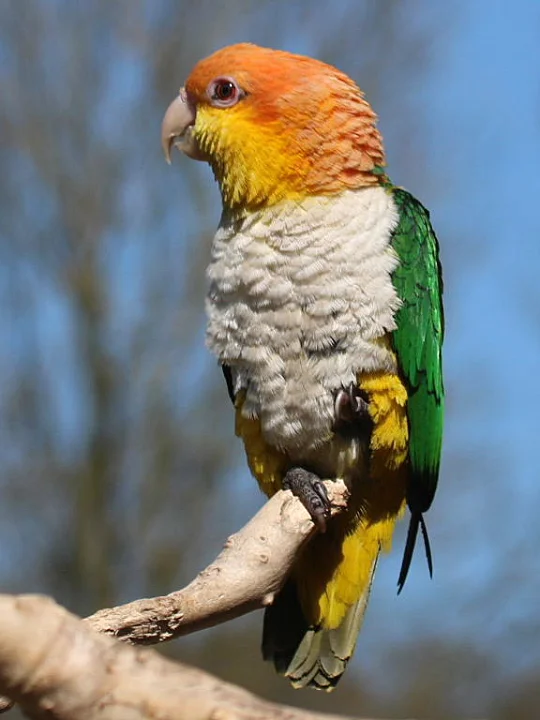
[312, 507, 328, 533]
[334, 388, 350, 421]
[310, 480, 330, 532]
[313, 477, 329, 503]
[334, 384, 371, 427]
[283, 467, 331, 533]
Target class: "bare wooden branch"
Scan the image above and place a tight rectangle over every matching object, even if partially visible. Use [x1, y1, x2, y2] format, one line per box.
[0, 594, 372, 720]
[0, 484, 350, 717]
[86, 483, 348, 644]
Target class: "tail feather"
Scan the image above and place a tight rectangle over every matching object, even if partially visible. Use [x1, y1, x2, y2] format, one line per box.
[262, 579, 308, 674]
[287, 586, 372, 690]
[396, 511, 433, 594]
[263, 555, 378, 690]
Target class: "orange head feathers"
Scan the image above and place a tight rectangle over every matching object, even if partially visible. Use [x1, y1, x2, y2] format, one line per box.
[162, 44, 386, 211]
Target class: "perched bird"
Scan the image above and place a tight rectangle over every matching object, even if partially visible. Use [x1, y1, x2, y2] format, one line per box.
[162, 43, 444, 691]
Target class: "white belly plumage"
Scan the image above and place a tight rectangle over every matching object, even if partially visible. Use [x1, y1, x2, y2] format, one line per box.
[206, 186, 401, 453]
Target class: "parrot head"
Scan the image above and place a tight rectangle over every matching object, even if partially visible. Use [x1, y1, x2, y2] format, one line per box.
[162, 43, 386, 211]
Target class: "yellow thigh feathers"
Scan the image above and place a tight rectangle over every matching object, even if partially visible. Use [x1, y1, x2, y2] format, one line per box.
[235, 370, 409, 630]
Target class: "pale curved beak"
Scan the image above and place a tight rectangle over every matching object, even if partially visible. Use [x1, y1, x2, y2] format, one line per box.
[161, 89, 203, 163]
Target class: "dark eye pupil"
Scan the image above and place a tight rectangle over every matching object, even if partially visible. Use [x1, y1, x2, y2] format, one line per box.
[217, 82, 234, 99]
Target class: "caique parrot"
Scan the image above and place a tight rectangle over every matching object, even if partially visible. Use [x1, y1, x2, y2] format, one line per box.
[162, 43, 444, 691]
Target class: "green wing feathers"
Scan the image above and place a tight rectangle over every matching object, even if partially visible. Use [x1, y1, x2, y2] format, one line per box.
[390, 188, 444, 591]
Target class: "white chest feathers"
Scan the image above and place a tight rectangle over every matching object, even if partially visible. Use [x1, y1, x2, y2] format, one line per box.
[206, 187, 401, 452]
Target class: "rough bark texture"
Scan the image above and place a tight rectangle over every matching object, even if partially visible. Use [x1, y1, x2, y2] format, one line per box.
[0, 485, 376, 720]
[0, 595, 375, 720]
[86, 483, 348, 642]
[0, 593, 376, 720]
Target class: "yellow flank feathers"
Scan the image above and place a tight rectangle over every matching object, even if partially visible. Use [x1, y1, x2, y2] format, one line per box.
[234, 392, 287, 497]
[361, 371, 409, 472]
[236, 370, 409, 631]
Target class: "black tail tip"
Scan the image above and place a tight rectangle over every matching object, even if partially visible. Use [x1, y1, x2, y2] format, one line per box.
[397, 512, 433, 594]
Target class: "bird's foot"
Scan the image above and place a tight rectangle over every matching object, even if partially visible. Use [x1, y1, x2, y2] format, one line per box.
[283, 467, 331, 533]
[334, 383, 371, 425]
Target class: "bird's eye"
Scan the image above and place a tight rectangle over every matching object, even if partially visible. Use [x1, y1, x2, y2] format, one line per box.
[208, 77, 242, 107]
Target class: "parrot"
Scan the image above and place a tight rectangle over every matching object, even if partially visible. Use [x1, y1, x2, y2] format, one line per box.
[161, 43, 444, 691]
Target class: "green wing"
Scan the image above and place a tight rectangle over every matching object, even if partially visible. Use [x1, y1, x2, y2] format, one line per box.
[390, 187, 444, 592]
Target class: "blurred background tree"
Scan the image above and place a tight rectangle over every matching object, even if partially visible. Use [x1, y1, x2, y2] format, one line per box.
[0, 1, 539, 719]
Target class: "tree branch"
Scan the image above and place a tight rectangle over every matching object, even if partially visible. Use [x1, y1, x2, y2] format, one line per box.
[86, 483, 348, 644]
[0, 594, 369, 720]
[0, 484, 352, 718]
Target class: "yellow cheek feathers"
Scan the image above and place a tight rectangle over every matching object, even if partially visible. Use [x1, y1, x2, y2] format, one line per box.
[186, 44, 386, 211]
[195, 105, 303, 210]
[194, 98, 384, 211]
